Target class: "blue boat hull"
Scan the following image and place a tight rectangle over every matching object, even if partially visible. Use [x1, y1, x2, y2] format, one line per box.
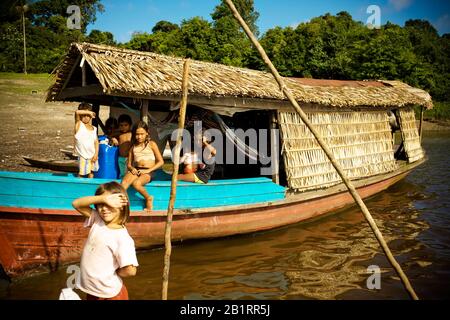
[0, 170, 286, 212]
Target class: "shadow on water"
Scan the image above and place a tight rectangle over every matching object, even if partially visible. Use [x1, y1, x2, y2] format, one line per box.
[1, 132, 449, 300]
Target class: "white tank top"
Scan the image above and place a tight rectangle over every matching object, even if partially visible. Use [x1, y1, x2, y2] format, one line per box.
[75, 122, 97, 159]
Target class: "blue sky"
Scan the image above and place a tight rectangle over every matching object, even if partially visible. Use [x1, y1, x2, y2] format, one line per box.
[87, 0, 450, 43]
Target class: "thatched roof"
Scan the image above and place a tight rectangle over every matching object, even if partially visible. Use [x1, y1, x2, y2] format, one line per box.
[47, 42, 433, 110]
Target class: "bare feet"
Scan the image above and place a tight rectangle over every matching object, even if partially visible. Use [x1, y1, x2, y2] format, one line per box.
[145, 196, 153, 212]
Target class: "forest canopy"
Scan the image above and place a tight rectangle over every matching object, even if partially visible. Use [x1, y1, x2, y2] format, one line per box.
[1, 0, 449, 101]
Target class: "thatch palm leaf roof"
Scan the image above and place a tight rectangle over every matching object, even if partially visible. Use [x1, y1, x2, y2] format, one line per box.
[47, 42, 433, 110]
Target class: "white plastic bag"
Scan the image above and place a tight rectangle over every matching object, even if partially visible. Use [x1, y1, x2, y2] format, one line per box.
[59, 288, 81, 300]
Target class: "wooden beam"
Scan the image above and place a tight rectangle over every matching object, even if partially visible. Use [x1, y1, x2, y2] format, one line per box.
[91, 103, 104, 132]
[81, 62, 86, 87]
[58, 55, 81, 96]
[270, 111, 279, 184]
[58, 84, 104, 99]
[419, 105, 424, 143]
[106, 91, 410, 113]
[140, 100, 149, 124]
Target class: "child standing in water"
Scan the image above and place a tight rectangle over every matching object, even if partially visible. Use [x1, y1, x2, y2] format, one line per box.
[72, 181, 138, 300]
[121, 121, 164, 211]
[74, 103, 99, 178]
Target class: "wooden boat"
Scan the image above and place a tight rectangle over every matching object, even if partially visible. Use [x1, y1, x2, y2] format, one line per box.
[0, 43, 433, 278]
[60, 148, 77, 160]
[0, 158, 424, 278]
[23, 156, 78, 173]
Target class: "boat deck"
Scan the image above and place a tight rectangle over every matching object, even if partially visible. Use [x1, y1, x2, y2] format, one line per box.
[0, 170, 286, 212]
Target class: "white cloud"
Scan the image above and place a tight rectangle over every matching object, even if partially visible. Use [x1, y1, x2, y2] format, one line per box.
[290, 21, 300, 29]
[433, 14, 450, 34]
[388, 0, 413, 11]
[290, 19, 310, 29]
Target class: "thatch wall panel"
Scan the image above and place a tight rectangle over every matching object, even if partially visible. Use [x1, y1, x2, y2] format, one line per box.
[279, 111, 398, 191]
[397, 109, 425, 163]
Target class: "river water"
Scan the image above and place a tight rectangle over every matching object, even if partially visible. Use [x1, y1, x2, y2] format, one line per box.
[1, 131, 449, 300]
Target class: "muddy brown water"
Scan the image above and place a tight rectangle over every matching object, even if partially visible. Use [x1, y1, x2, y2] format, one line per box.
[1, 131, 449, 300]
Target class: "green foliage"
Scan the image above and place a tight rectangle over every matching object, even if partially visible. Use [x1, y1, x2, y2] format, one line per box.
[255, 12, 449, 104]
[1, 0, 448, 114]
[422, 102, 450, 120]
[152, 20, 179, 34]
[0, 0, 105, 73]
[86, 29, 115, 45]
[211, 0, 259, 36]
[30, 0, 104, 33]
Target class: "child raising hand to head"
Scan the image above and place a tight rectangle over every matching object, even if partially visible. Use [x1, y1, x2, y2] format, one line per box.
[74, 102, 99, 178]
[72, 181, 138, 300]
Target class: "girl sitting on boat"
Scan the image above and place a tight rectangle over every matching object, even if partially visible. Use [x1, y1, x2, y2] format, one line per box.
[72, 181, 138, 300]
[178, 131, 217, 184]
[121, 121, 164, 211]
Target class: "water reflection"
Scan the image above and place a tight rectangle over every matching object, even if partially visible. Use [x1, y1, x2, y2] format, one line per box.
[1, 132, 449, 300]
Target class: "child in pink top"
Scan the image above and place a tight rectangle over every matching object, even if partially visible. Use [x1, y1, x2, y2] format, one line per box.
[121, 121, 164, 212]
[72, 181, 138, 300]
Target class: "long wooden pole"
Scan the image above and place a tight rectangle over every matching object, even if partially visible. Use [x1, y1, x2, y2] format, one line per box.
[22, 9, 27, 75]
[224, 0, 419, 300]
[419, 106, 424, 143]
[270, 112, 279, 184]
[161, 59, 190, 300]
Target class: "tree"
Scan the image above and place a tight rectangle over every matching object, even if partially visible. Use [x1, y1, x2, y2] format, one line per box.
[0, 0, 103, 73]
[125, 32, 153, 51]
[211, 0, 259, 36]
[86, 29, 115, 45]
[179, 17, 215, 61]
[209, 0, 259, 67]
[152, 20, 179, 34]
[30, 0, 104, 33]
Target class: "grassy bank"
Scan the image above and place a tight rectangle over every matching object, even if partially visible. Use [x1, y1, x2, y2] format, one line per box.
[423, 102, 450, 121]
[0, 72, 53, 96]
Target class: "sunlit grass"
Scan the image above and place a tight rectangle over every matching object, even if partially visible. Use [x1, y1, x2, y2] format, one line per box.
[0, 72, 53, 95]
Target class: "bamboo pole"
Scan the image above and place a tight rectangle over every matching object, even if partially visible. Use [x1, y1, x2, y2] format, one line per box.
[141, 100, 149, 125]
[225, 0, 419, 300]
[270, 112, 280, 184]
[419, 106, 424, 143]
[161, 59, 190, 300]
[22, 8, 27, 75]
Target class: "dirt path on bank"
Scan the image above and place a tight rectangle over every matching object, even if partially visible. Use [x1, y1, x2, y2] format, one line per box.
[0, 75, 108, 172]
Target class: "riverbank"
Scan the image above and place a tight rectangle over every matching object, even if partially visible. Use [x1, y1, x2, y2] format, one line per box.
[0, 72, 448, 172]
[0, 73, 108, 172]
[420, 119, 450, 131]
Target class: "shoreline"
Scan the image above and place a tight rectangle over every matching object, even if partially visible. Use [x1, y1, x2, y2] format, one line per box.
[419, 120, 450, 131]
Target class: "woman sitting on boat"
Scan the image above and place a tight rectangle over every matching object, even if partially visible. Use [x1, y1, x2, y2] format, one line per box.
[178, 132, 216, 184]
[121, 121, 164, 211]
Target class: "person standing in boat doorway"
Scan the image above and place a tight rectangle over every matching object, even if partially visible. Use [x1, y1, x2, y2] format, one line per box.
[110, 114, 133, 178]
[74, 102, 99, 178]
[121, 121, 164, 212]
[72, 181, 138, 300]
